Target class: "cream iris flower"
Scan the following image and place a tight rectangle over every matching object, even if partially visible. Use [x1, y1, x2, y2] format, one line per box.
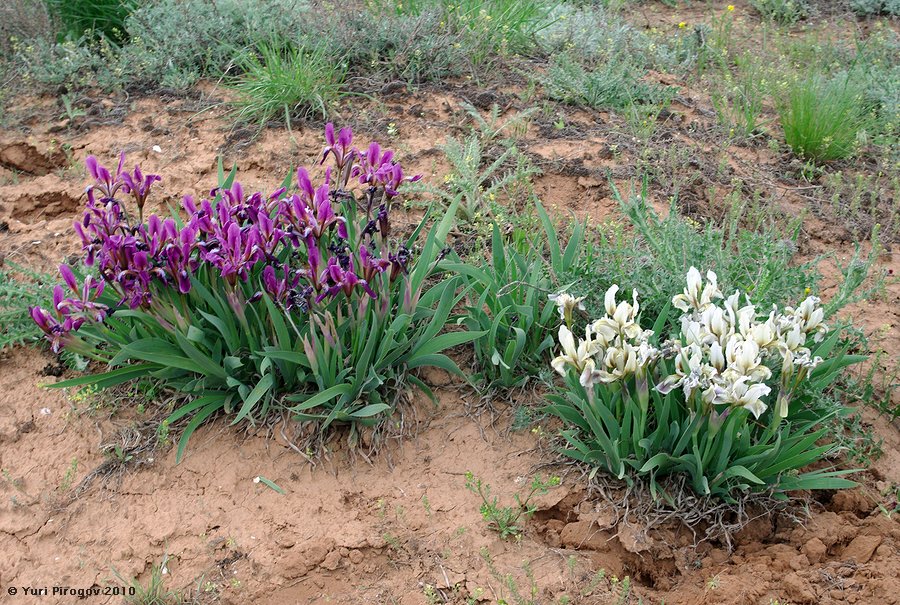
[550, 268, 830, 426]
[723, 338, 771, 383]
[718, 376, 771, 419]
[551, 325, 602, 376]
[672, 267, 722, 312]
[593, 285, 642, 342]
[785, 296, 828, 342]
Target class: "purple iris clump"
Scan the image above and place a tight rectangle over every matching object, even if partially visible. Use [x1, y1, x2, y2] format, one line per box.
[32, 124, 422, 351]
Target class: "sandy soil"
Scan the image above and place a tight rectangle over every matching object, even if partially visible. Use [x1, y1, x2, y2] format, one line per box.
[1, 69, 898, 604]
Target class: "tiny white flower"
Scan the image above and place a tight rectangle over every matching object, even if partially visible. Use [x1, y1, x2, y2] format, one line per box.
[152, 144, 163, 153]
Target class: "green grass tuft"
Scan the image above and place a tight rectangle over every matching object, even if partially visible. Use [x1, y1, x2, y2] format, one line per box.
[230, 43, 347, 126]
[779, 75, 873, 163]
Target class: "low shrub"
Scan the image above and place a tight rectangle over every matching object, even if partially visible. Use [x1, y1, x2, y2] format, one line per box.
[443, 0, 558, 65]
[541, 53, 671, 111]
[320, 6, 467, 84]
[750, 0, 809, 25]
[13, 0, 555, 93]
[850, 0, 900, 17]
[15, 0, 313, 91]
[0, 0, 54, 57]
[545, 269, 862, 500]
[536, 4, 699, 74]
[778, 74, 873, 162]
[33, 125, 481, 459]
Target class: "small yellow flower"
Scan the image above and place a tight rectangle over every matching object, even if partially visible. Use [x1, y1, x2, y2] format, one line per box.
[678, 21, 687, 28]
[727, 4, 735, 10]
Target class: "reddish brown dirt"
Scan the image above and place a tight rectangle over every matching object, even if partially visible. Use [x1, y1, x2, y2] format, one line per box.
[1, 66, 898, 604]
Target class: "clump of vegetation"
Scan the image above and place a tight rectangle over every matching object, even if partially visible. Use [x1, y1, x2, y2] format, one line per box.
[707, 54, 770, 138]
[13, 0, 313, 91]
[45, 0, 137, 44]
[0, 0, 54, 56]
[112, 555, 183, 605]
[413, 102, 539, 223]
[10, 0, 558, 95]
[449, 202, 584, 389]
[322, 6, 467, 83]
[465, 472, 560, 539]
[433, 133, 530, 221]
[850, 0, 900, 17]
[778, 74, 873, 163]
[33, 126, 481, 460]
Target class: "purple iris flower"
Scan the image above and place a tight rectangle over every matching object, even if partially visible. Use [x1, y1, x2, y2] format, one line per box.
[359, 245, 390, 283]
[279, 177, 347, 242]
[85, 152, 126, 198]
[311, 183, 348, 239]
[36, 123, 425, 356]
[118, 161, 161, 221]
[316, 256, 376, 302]
[356, 142, 394, 187]
[389, 245, 411, 282]
[31, 264, 110, 351]
[382, 163, 422, 197]
[297, 167, 316, 202]
[30, 306, 74, 353]
[321, 123, 355, 173]
[354, 142, 421, 197]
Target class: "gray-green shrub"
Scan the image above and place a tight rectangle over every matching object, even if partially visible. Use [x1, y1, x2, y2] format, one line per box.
[541, 53, 671, 111]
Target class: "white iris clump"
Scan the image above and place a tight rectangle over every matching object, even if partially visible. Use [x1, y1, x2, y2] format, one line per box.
[550, 267, 829, 421]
